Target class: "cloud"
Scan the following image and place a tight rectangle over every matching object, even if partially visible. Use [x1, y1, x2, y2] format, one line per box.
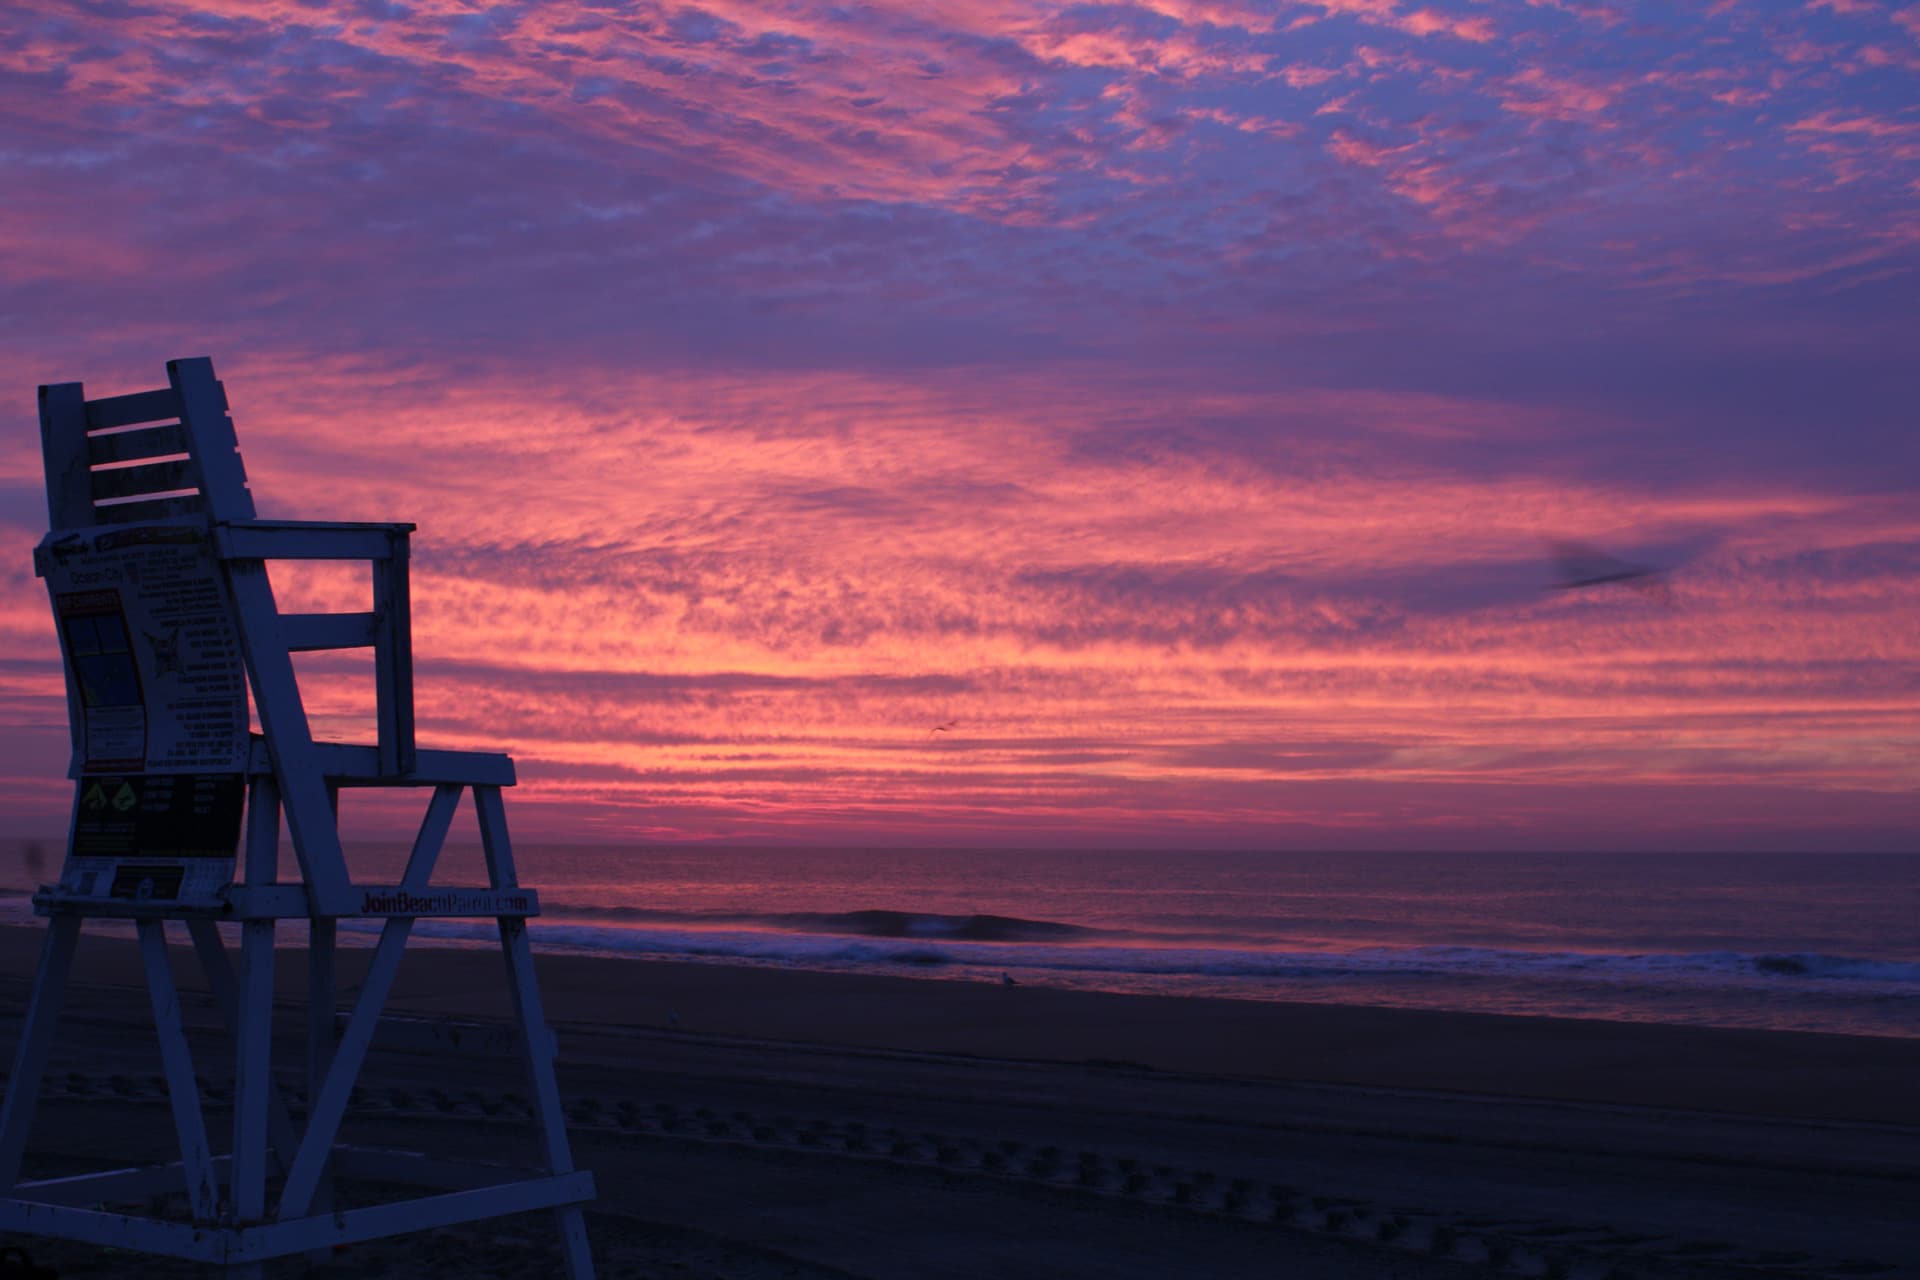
[0, 0, 1913, 845]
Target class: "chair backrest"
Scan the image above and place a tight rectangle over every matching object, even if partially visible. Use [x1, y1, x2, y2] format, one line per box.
[32, 357, 429, 910]
[33, 358, 256, 905]
[38, 357, 255, 529]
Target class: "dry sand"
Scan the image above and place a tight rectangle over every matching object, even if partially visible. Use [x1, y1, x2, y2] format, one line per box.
[2, 924, 1916, 1278]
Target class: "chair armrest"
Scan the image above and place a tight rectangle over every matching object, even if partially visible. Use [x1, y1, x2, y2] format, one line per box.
[218, 519, 417, 774]
[215, 519, 414, 561]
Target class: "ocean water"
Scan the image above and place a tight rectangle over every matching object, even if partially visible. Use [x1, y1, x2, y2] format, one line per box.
[4, 843, 1916, 1039]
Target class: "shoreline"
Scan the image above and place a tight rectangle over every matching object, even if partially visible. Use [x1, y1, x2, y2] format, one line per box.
[5, 919, 1919, 1276]
[4, 922, 1917, 1126]
[12, 875, 1914, 1044]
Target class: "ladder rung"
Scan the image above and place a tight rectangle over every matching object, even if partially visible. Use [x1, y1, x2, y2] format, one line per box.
[91, 493, 205, 519]
[91, 458, 195, 502]
[84, 387, 181, 430]
[89, 421, 189, 467]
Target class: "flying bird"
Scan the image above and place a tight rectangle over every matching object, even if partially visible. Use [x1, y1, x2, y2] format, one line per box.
[929, 719, 959, 737]
[1547, 540, 1671, 602]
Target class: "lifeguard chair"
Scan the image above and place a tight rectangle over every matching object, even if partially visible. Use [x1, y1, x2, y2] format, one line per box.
[0, 358, 595, 1275]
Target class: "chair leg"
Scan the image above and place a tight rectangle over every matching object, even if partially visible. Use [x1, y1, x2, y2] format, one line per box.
[307, 916, 338, 1236]
[137, 920, 218, 1222]
[184, 920, 300, 1174]
[496, 917, 596, 1279]
[226, 917, 276, 1280]
[0, 916, 80, 1189]
[278, 916, 413, 1221]
[477, 787, 595, 1280]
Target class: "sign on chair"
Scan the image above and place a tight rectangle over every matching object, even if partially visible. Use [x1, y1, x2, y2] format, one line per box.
[0, 358, 597, 1277]
[41, 519, 249, 904]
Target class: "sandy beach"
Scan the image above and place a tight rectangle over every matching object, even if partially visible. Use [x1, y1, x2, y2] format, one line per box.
[2, 923, 1917, 1278]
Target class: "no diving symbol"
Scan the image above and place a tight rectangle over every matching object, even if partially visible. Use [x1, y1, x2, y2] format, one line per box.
[82, 782, 108, 811]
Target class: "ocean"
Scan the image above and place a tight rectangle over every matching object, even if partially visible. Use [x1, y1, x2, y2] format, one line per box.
[5, 844, 1916, 1039]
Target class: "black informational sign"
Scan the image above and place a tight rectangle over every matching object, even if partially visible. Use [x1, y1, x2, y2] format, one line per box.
[71, 773, 246, 861]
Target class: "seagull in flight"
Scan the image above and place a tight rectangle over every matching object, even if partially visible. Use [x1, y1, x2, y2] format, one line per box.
[1548, 540, 1671, 601]
[929, 719, 959, 738]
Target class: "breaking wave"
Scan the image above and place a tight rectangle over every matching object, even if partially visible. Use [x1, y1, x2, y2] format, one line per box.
[504, 915, 1920, 992]
[538, 904, 1095, 942]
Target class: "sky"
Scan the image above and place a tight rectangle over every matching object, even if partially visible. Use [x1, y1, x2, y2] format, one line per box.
[1, 0, 1916, 850]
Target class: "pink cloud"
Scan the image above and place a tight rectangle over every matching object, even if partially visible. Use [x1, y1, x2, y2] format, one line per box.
[1523, 0, 1627, 23]
[1788, 109, 1920, 137]
[1398, 9, 1498, 42]
[1307, 0, 1496, 41]
[1278, 64, 1344, 88]
[1497, 68, 1621, 120]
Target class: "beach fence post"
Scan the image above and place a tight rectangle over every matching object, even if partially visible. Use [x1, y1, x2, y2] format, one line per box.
[0, 358, 597, 1276]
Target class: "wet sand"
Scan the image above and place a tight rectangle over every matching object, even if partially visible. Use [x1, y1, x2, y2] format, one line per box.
[2, 924, 1917, 1277]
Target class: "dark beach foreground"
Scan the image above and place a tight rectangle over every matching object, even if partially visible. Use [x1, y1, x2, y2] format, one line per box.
[1, 923, 1916, 1278]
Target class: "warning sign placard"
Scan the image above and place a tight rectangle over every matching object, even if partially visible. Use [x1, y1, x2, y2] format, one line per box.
[40, 519, 251, 895]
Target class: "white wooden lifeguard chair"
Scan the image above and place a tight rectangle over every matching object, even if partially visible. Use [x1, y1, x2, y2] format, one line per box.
[0, 358, 595, 1275]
